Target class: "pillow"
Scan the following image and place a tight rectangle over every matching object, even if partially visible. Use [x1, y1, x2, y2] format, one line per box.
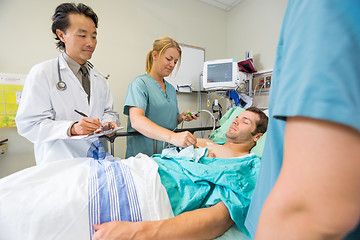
[208, 107, 267, 158]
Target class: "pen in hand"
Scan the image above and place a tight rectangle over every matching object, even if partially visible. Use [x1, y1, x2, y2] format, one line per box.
[74, 109, 88, 117]
[73, 110, 102, 136]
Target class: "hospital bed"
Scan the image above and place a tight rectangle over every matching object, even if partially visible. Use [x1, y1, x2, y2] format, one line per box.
[0, 107, 266, 240]
[0, 150, 256, 239]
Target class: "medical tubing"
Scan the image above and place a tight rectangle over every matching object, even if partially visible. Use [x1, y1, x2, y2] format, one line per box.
[181, 109, 216, 133]
[253, 83, 265, 96]
[198, 73, 203, 137]
[198, 109, 216, 136]
[204, 106, 212, 137]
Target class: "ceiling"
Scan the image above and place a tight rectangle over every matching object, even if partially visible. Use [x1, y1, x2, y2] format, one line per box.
[198, 0, 244, 11]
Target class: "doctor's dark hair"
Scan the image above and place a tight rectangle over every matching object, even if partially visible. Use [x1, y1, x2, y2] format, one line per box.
[146, 36, 182, 73]
[51, 3, 98, 50]
[246, 107, 268, 135]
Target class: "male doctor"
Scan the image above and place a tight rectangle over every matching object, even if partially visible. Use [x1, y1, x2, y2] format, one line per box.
[15, 3, 119, 165]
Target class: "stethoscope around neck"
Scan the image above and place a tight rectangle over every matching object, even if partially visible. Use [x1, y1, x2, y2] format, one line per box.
[56, 57, 103, 91]
[56, 57, 67, 91]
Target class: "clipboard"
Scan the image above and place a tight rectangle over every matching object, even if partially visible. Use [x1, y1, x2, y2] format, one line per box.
[68, 126, 124, 140]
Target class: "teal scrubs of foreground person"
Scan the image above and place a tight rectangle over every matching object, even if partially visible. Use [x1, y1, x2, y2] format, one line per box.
[124, 73, 179, 157]
[245, 0, 360, 239]
[124, 36, 198, 158]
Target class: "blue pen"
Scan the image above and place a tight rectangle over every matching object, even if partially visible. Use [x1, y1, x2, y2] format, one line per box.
[74, 109, 88, 117]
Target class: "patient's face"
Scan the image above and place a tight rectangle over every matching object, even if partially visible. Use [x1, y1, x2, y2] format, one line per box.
[226, 111, 259, 142]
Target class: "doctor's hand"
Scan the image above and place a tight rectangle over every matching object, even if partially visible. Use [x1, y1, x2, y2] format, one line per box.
[169, 131, 197, 148]
[71, 117, 102, 136]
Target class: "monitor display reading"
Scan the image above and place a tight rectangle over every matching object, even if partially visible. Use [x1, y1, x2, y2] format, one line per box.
[207, 63, 233, 83]
[202, 58, 240, 91]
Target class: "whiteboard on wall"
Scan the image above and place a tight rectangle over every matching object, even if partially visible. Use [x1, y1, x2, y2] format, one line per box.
[165, 44, 205, 92]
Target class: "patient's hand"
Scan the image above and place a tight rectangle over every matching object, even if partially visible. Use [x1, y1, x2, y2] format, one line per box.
[93, 221, 146, 240]
[93, 202, 234, 239]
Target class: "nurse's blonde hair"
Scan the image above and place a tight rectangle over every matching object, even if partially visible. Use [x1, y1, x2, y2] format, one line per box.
[145, 36, 182, 73]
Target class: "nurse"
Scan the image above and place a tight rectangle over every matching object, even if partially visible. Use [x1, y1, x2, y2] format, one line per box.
[123, 36, 198, 158]
[245, 0, 360, 239]
[15, 3, 119, 165]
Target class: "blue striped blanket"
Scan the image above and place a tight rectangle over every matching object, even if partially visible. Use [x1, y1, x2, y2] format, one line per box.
[88, 159, 142, 237]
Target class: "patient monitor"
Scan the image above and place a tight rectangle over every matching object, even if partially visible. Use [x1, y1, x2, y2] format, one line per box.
[202, 58, 243, 91]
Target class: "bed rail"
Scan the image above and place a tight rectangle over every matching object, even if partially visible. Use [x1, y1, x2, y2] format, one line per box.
[100, 126, 218, 156]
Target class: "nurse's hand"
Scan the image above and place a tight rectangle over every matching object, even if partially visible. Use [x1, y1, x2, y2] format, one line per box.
[178, 110, 199, 124]
[71, 117, 102, 135]
[169, 131, 197, 148]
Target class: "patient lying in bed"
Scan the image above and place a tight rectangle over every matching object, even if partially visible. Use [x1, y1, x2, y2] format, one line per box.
[0, 107, 268, 240]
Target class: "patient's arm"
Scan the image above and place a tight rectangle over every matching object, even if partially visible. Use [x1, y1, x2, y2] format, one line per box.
[93, 201, 234, 240]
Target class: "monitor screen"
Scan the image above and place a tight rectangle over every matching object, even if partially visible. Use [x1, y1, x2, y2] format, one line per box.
[202, 59, 239, 90]
[207, 63, 233, 83]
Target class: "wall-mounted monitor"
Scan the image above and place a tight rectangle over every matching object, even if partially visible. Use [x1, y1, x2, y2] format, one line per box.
[202, 58, 239, 91]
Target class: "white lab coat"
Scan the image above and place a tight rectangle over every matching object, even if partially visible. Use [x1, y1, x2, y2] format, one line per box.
[15, 54, 119, 165]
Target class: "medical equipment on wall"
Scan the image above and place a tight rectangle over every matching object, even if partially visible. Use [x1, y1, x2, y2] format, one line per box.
[252, 70, 273, 96]
[201, 56, 258, 93]
[226, 91, 253, 109]
[200, 57, 257, 112]
[211, 99, 223, 122]
[56, 57, 110, 91]
[202, 58, 244, 91]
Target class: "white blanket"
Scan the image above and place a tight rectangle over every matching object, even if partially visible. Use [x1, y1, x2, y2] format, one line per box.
[0, 154, 173, 240]
[0, 153, 250, 240]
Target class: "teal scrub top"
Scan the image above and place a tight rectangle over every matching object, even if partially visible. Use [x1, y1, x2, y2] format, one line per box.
[123, 73, 179, 158]
[245, 0, 360, 238]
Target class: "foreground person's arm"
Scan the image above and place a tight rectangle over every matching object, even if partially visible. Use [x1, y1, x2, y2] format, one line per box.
[256, 117, 360, 239]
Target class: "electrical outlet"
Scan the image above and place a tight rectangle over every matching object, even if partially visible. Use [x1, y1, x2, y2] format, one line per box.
[265, 76, 271, 88]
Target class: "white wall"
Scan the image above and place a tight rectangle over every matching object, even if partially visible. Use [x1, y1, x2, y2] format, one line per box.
[228, 0, 288, 70]
[0, 0, 287, 177]
[227, 0, 288, 108]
